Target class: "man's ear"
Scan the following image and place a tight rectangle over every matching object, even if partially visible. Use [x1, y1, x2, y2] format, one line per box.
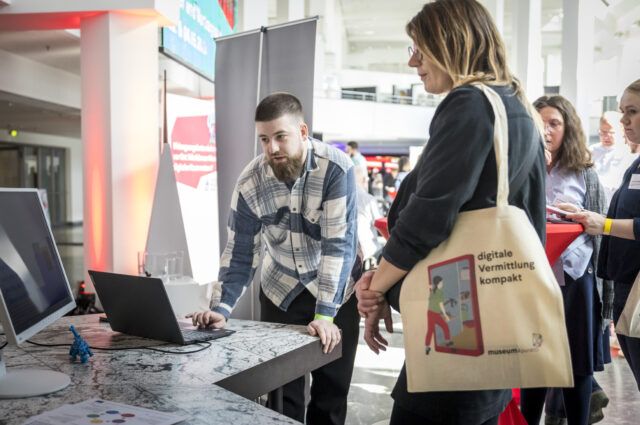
[300, 122, 309, 139]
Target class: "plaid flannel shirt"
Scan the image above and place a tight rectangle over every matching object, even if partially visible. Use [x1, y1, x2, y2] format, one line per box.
[213, 138, 358, 319]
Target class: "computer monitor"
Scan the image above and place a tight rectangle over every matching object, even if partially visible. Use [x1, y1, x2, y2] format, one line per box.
[0, 188, 76, 398]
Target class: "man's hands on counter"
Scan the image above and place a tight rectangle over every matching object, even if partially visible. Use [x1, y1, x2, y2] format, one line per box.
[187, 310, 340, 354]
[186, 310, 227, 329]
[307, 319, 341, 354]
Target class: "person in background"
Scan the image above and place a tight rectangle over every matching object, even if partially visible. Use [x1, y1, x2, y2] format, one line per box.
[564, 78, 640, 392]
[382, 166, 398, 203]
[591, 111, 635, 204]
[346, 141, 369, 176]
[354, 1, 546, 424]
[188, 92, 360, 425]
[395, 156, 411, 190]
[527, 95, 610, 425]
[355, 166, 384, 268]
[370, 168, 384, 197]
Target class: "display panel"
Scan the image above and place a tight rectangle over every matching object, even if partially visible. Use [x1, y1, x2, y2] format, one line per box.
[0, 189, 75, 345]
[161, 0, 236, 81]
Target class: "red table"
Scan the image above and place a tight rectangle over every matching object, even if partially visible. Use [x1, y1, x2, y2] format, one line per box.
[374, 218, 584, 263]
[374, 217, 389, 240]
[545, 222, 584, 264]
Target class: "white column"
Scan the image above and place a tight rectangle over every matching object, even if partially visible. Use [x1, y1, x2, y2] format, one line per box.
[512, 0, 543, 101]
[81, 13, 159, 283]
[480, 0, 504, 35]
[238, 0, 268, 31]
[276, 0, 304, 23]
[561, 0, 595, 137]
[617, 34, 640, 95]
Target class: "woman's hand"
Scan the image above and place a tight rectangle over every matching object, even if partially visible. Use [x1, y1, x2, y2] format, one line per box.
[555, 202, 581, 214]
[363, 302, 393, 354]
[355, 271, 385, 318]
[565, 210, 605, 235]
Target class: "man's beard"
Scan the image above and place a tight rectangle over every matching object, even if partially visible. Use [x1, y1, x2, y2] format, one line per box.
[268, 153, 304, 182]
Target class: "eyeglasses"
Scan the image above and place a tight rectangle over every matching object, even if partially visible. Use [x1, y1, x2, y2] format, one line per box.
[408, 46, 423, 62]
[544, 121, 563, 131]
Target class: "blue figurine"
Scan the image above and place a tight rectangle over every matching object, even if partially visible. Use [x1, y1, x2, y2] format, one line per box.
[69, 325, 93, 363]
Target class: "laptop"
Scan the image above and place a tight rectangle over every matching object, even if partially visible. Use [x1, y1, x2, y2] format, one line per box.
[88, 270, 234, 345]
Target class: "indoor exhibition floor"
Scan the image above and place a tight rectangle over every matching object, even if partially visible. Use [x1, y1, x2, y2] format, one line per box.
[53, 225, 640, 425]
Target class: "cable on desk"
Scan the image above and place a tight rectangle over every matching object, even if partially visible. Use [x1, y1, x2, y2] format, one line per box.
[147, 341, 212, 354]
[26, 339, 212, 354]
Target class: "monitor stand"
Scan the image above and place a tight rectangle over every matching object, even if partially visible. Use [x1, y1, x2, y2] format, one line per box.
[0, 354, 70, 399]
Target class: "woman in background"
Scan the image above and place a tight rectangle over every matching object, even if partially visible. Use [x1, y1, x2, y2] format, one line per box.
[521, 95, 609, 425]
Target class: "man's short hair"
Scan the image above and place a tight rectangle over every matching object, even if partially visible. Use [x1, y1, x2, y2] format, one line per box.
[255, 92, 304, 122]
[347, 141, 359, 150]
[600, 110, 622, 127]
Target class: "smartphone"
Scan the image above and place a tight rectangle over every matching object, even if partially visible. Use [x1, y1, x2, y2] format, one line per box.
[546, 205, 570, 217]
[426, 255, 483, 356]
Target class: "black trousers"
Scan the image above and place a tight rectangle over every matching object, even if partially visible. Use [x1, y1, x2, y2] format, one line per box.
[521, 375, 592, 425]
[390, 402, 500, 425]
[260, 288, 360, 425]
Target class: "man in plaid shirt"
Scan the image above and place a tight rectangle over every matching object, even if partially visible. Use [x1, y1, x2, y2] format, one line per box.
[188, 92, 360, 425]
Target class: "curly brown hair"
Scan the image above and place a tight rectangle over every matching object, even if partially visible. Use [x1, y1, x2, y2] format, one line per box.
[534, 95, 592, 172]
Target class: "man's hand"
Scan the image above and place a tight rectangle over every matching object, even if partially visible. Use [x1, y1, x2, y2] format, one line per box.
[363, 302, 393, 354]
[186, 311, 227, 329]
[355, 271, 385, 318]
[307, 319, 341, 354]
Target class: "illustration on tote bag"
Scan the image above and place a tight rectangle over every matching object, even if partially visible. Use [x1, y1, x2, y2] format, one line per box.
[426, 255, 483, 356]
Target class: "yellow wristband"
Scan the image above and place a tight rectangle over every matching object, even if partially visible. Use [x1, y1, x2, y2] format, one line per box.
[313, 313, 334, 323]
[603, 218, 613, 235]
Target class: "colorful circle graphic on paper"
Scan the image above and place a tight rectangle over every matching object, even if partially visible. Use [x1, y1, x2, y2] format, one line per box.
[85, 404, 137, 424]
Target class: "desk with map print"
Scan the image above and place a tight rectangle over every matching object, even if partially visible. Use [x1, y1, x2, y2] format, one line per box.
[0, 314, 341, 424]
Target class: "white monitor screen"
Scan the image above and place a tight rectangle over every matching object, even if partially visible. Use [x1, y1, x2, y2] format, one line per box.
[0, 189, 75, 345]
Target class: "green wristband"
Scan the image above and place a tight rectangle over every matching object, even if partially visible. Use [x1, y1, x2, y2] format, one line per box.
[313, 313, 334, 323]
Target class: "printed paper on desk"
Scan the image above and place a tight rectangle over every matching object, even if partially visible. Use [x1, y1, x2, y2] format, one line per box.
[629, 174, 640, 190]
[23, 398, 187, 425]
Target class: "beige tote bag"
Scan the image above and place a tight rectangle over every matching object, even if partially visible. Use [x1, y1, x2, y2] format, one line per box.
[615, 272, 640, 337]
[399, 84, 573, 392]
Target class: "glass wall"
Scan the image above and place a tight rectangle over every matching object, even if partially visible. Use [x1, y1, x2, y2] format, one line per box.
[0, 142, 67, 226]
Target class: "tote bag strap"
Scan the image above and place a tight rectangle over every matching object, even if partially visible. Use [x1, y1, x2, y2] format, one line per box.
[473, 84, 509, 208]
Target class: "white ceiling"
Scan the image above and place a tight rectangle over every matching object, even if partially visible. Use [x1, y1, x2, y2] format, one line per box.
[0, 29, 80, 74]
[0, 0, 639, 138]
